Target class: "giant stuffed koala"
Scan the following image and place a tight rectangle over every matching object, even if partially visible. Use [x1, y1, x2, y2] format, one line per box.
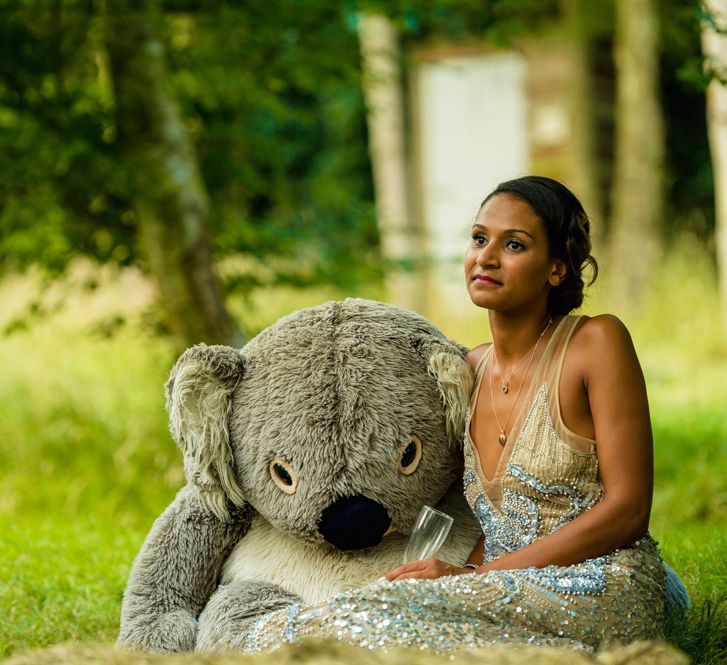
[118, 299, 481, 653]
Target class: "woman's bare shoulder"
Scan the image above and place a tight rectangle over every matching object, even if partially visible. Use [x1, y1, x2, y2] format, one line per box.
[571, 313, 633, 347]
[569, 314, 639, 370]
[465, 343, 492, 371]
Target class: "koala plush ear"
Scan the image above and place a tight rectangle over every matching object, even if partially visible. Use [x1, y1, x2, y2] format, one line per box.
[165, 344, 246, 521]
[416, 340, 474, 447]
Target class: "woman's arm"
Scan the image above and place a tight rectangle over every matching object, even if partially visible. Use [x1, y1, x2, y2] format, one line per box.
[466, 534, 485, 566]
[480, 315, 653, 571]
[386, 315, 653, 580]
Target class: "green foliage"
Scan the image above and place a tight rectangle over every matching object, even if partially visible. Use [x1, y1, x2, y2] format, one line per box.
[660, 1, 715, 238]
[358, 0, 560, 45]
[0, 1, 379, 293]
[0, 1, 131, 274]
[164, 2, 380, 291]
[0, 0, 715, 309]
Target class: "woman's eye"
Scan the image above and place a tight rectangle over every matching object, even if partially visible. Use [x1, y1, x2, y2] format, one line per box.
[472, 233, 487, 247]
[506, 239, 526, 251]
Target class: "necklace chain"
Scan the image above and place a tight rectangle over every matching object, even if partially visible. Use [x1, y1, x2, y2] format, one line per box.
[488, 317, 553, 447]
[492, 316, 552, 394]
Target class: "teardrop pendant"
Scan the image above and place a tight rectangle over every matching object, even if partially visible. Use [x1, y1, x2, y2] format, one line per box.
[501, 382, 509, 394]
[498, 431, 507, 446]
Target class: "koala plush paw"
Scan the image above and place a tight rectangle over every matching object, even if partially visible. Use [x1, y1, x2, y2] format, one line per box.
[196, 581, 300, 652]
[118, 609, 198, 653]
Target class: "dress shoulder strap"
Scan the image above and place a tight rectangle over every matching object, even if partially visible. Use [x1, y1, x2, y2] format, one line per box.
[540, 314, 595, 449]
[539, 315, 584, 386]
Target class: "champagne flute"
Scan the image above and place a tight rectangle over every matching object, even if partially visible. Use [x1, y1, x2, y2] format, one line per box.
[403, 505, 454, 563]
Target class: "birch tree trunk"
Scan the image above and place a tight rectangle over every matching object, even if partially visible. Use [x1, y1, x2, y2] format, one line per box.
[357, 13, 422, 311]
[701, 0, 727, 334]
[562, 0, 605, 246]
[609, 0, 665, 308]
[104, 0, 243, 350]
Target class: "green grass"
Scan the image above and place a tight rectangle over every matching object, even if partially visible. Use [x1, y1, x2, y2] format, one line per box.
[0, 251, 726, 663]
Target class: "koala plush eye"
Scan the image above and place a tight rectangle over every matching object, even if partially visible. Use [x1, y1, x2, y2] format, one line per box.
[269, 457, 299, 494]
[398, 435, 422, 475]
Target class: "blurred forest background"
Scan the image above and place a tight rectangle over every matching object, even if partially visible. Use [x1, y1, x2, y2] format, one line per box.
[0, 0, 725, 663]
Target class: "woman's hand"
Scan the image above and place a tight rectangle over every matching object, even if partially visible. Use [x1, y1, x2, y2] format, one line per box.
[382, 558, 477, 582]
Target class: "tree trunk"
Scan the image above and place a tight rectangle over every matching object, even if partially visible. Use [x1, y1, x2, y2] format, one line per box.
[104, 1, 243, 350]
[562, 0, 606, 249]
[701, 0, 727, 334]
[357, 12, 423, 312]
[609, 0, 665, 308]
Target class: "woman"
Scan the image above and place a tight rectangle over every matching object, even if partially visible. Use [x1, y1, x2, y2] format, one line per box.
[243, 176, 674, 653]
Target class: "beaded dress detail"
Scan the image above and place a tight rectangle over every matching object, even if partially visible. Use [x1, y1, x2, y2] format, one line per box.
[242, 316, 668, 654]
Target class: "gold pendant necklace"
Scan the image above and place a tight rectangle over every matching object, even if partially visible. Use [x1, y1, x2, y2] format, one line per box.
[488, 317, 553, 446]
[492, 316, 552, 394]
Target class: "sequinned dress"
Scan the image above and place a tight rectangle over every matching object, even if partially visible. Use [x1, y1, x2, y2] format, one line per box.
[243, 315, 668, 653]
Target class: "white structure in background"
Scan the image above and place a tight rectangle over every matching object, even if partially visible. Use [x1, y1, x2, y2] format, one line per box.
[411, 52, 528, 313]
[358, 13, 573, 315]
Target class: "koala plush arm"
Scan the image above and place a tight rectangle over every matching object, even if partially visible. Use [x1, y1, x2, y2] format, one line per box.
[118, 485, 253, 653]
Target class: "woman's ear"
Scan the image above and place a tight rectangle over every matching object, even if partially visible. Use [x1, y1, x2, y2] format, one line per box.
[549, 259, 567, 287]
[166, 344, 246, 521]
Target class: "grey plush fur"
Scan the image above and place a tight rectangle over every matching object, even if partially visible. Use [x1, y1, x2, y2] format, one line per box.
[196, 582, 301, 652]
[118, 299, 480, 654]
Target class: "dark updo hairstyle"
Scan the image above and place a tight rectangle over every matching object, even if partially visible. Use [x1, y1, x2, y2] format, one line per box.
[481, 175, 598, 315]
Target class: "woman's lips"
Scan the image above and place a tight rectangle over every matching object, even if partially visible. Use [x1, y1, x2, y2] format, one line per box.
[473, 274, 502, 285]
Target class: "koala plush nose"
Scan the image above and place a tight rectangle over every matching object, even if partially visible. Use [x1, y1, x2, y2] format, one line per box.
[318, 494, 391, 551]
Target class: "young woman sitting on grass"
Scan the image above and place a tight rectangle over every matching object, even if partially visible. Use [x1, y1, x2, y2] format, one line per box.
[243, 175, 687, 654]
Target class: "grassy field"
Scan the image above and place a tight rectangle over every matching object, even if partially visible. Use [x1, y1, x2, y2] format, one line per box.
[0, 251, 725, 663]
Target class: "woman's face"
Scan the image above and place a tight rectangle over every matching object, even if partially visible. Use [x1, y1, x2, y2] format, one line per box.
[464, 193, 564, 314]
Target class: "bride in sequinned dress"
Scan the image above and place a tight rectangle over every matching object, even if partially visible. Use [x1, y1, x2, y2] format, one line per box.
[240, 176, 687, 654]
